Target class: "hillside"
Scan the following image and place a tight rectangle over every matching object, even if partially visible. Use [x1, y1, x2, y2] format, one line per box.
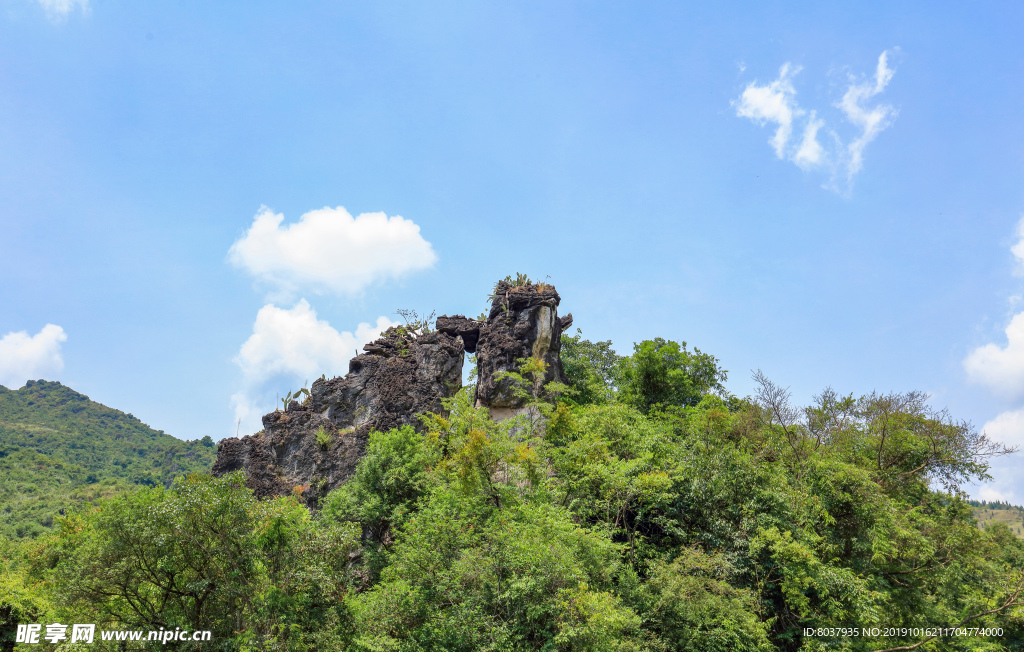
[970, 500, 1024, 539]
[0, 380, 216, 539]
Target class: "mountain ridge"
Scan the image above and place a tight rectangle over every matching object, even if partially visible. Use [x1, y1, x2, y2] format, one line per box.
[0, 379, 215, 539]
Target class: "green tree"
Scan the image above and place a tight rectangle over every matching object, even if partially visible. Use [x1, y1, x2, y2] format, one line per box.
[348, 498, 636, 652]
[639, 547, 771, 652]
[34, 473, 358, 650]
[617, 338, 727, 413]
[560, 329, 623, 406]
[0, 538, 51, 652]
[321, 425, 441, 583]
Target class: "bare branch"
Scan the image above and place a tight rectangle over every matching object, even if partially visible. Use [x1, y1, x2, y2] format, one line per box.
[751, 370, 805, 469]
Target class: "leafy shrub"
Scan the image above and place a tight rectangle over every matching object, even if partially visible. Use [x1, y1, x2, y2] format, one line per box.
[315, 426, 332, 450]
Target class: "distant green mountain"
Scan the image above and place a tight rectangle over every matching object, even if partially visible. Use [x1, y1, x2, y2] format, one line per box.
[0, 380, 216, 539]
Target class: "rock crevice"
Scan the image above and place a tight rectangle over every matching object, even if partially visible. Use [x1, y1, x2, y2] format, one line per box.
[437, 280, 571, 413]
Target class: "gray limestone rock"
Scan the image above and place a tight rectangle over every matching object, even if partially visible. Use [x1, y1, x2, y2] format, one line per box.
[212, 278, 574, 504]
[438, 280, 572, 418]
[212, 326, 464, 505]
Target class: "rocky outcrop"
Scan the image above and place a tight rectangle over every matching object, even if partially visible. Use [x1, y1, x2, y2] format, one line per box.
[437, 279, 572, 419]
[213, 278, 574, 503]
[212, 326, 464, 505]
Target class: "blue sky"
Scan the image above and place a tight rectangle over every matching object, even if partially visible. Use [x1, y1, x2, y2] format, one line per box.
[2, 1, 1023, 501]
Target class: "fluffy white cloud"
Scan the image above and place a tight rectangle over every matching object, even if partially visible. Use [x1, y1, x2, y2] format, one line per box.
[38, 0, 87, 21]
[964, 313, 1024, 399]
[734, 50, 898, 192]
[837, 50, 898, 180]
[981, 409, 1024, 451]
[228, 206, 437, 298]
[230, 301, 396, 432]
[966, 219, 1024, 397]
[0, 324, 67, 389]
[965, 219, 1024, 503]
[975, 484, 1015, 504]
[734, 63, 803, 159]
[967, 410, 1024, 503]
[235, 300, 394, 381]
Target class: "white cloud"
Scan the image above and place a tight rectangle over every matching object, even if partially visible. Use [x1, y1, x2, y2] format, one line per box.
[967, 412, 1024, 504]
[964, 312, 1024, 399]
[792, 110, 826, 169]
[837, 50, 898, 181]
[231, 300, 396, 433]
[0, 324, 67, 389]
[965, 219, 1024, 505]
[981, 409, 1024, 451]
[975, 484, 1015, 504]
[734, 63, 804, 159]
[964, 218, 1024, 399]
[37, 0, 88, 21]
[734, 50, 898, 192]
[228, 206, 438, 299]
[235, 300, 393, 381]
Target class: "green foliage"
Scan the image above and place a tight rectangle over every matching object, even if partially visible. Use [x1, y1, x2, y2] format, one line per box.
[281, 387, 310, 411]
[322, 425, 441, 582]
[640, 547, 771, 652]
[560, 329, 623, 406]
[315, 426, 332, 450]
[499, 272, 533, 289]
[617, 338, 728, 413]
[494, 356, 555, 405]
[0, 381, 216, 540]
[554, 582, 643, 652]
[395, 308, 436, 334]
[348, 499, 630, 651]
[0, 537, 51, 651]
[34, 473, 358, 650]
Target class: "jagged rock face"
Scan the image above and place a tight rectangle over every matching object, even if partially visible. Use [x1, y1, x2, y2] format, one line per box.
[213, 279, 574, 504]
[438, 280, 572, 418]
[212, 327, 464, 504]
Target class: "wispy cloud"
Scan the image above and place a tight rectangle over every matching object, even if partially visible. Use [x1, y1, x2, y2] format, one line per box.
[37, 0, 88, 22]
[734, 63, 803, 159]
[792, 110, 825, 170]
[228, 205, 437, 300]
[0, 324, 67, 389]
[733, 50, 899, 193]
[230, 301, 396, 434]
[837, 51, 898, 182]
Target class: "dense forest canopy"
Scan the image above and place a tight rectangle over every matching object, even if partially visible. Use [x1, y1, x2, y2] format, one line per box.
[2, 331, 1023, 651]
